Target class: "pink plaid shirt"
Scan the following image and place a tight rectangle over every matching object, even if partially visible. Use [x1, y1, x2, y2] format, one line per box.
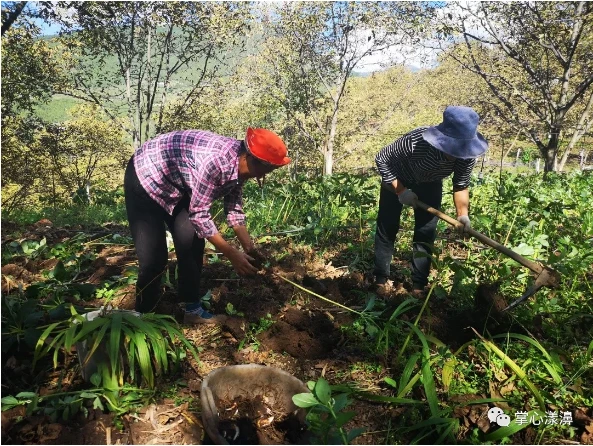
[133, 130, 246, 238]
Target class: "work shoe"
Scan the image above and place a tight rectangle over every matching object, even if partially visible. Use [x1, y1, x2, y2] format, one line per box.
[374, 276, 388, 286]
[373, 276, 393, 297]
[410, 284, 428, 299]
[183, 306, 227, 325]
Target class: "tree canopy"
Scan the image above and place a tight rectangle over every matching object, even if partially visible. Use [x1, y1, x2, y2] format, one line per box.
[438, 1, 593, 172]
[2, 0, 592, 210]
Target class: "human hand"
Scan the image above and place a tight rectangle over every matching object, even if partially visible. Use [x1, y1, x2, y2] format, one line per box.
[398, 189, 418, 207]
[457, 215, 471, 234]
[228, 249, 259, 276]
[246, 248, 266, 269]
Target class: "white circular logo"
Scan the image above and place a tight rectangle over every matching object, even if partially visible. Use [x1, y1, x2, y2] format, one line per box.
[487, 407, 504, 423]
[496, 414, 511, 427]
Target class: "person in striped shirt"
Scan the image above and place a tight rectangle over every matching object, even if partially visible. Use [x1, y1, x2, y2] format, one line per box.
[124, 128, 290, 324]
[374, 106, 488, 296]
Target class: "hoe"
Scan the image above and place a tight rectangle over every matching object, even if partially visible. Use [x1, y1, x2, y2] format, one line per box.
[415, 200, 562, 311]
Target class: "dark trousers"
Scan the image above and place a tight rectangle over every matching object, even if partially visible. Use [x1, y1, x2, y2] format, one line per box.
[124, 157, 204, 313]
[373, 181, 443, 288]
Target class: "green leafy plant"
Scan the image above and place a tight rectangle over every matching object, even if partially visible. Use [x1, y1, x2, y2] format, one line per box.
[33, 305, 199, 409]
[292, 377, 364, 445]
[225, 302, 244, 317]
[200, 290, 213, 310]
[1, 386, 152, 421]
[237, 313, 274, 351]
[1, 294, 44, 353]
[5, 237, 48, 260]
[24, 260, 97, 304]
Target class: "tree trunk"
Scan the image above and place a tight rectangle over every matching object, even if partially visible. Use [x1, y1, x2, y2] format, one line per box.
[144, 26, 152, 141]
[542, 113, 566, 172]
[126, 68, 139, 149]
[543, 136, 559, 172]
[323, 145, 333, 176]
[324, 104, 340, 176]
[558, 92, 593, 171]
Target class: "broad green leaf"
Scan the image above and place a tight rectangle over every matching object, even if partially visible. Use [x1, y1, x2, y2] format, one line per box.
[512, 243, 535, 256]
[25, 394, 39, 417]
[92, 396, 104, 411]
[334, 411, 355, 428]
[442, 358, 456, 392]
[52, 260, 68, 282]
[1, 396, 19, 409]
[90, 372, 101, 387]
[71, 283, 97, 299]
[332, 393, 350, 412]
[314, 378, 331, 405]
[347, 427, 365, 443]
[363, 294, 375, 312]
[365, 323, 379, 337]
[384, 377, 397, 388]
[292, 393, 319, 408]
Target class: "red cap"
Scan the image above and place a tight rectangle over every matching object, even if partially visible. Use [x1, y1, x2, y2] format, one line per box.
[245, 128, 291, 166]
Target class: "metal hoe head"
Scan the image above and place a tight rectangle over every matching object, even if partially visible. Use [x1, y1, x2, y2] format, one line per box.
[503, 267, 562, 312]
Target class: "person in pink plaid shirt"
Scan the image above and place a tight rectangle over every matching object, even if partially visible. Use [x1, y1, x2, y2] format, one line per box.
[124, 128, 291, 324]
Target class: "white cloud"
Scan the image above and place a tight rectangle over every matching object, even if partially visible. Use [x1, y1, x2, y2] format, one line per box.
[354, 2, 489, 73]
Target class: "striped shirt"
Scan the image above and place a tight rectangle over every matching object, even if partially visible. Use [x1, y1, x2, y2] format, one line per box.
[375, 127, 476, 189]
[133, 130, 245, 238]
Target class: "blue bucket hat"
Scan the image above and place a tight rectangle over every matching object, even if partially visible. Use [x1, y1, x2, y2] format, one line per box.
[422, 106, 488, 159]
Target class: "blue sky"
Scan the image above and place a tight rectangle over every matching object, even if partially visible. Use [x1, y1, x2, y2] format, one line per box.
[35, 18, 61, 36]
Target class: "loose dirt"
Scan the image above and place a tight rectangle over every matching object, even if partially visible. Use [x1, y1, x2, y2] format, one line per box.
[1, 222, 590, 444]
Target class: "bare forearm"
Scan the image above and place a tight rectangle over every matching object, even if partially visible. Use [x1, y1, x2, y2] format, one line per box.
[383, 179, 406, 195]
[453, 188, 470, 217]
[206, 233, 235, 257]
[232, 225, 254, 252]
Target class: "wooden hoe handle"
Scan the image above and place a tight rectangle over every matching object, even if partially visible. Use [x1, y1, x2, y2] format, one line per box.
[414, 200, 544, 275]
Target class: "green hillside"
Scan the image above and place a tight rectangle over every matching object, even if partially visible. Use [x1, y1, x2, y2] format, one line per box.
[35, 29, 262, 124]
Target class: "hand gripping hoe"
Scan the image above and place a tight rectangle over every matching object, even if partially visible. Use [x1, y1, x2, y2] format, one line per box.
[415, 200, 561, 311]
